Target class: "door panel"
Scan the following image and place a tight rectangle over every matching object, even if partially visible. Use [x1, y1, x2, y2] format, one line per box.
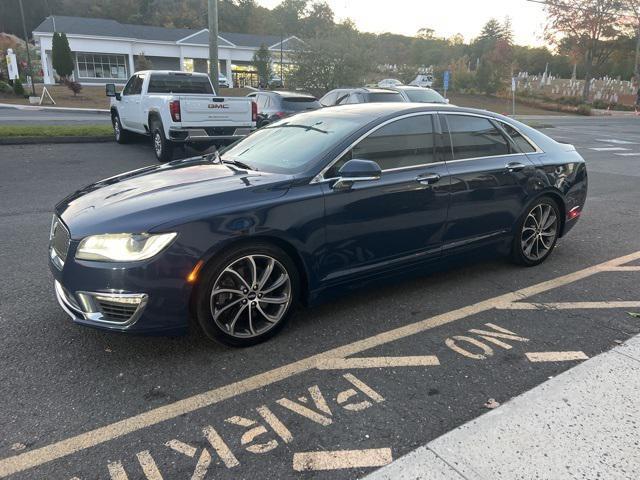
[320, 114, 450, 283]
[441, 114, 536, 250]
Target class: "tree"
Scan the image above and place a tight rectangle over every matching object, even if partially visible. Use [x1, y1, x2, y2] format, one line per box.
[274, 0, 308, 34]
[304, 1, 335, 38]
[620, 0, 640, 83]
[135, 53, 153, 70]
[544, 0, 624, 100]
[253, 44, 272, 86]
[52, 32, 74, 80]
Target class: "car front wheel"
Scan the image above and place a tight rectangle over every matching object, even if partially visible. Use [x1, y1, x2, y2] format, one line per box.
[195, 243, 298, 347]
[512, 197, 561, 266]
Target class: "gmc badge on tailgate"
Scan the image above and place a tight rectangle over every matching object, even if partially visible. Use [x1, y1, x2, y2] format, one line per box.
[208, 104, 229, 109]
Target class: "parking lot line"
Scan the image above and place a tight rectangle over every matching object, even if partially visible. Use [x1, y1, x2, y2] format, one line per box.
[292, 448, 393, 471]
[525, 351, 589, 362]
[316, 355, 440, 370]
[497, 301, 640, 310]
[1, 250, 640, 478]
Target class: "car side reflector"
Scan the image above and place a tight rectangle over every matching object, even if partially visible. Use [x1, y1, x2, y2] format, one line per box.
[187, 260, 205, 283]
[568, 206, 581, 220]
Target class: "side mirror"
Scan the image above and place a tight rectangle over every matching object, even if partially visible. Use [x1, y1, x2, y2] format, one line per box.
[105, 83, 120, 100]
[333, 159, 382, 190]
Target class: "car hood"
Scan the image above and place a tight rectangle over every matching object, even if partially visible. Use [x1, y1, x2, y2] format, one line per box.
[56, 157, 294, 238]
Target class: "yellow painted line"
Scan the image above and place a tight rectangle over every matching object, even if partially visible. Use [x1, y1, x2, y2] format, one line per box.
[317, 355, 440, 370]
[107, 461, 128, 480]
[604, 266, 640, 272]
[526, 351, 589, 362]
[1, 250, 640, 478]
[497, 301, 640, 310]
[292, 448, 393, 471]
[136, 451, 163, 480]
[165, 439, 196, 458]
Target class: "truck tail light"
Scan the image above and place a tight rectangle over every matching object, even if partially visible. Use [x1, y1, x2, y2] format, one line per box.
[251, 101, 257, 122]
[169, 100, 181, 122]
[274, 111, 287, 119]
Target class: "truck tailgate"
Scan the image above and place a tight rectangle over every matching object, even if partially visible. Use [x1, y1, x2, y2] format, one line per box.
[179, 96, 253, 126]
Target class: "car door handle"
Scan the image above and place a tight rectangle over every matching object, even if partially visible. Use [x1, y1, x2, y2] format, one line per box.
[506, 162, 526, 172]
[416, 173, 441, 185]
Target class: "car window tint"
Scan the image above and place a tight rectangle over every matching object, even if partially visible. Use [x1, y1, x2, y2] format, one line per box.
[500, 122, 536, 153]
[404, 89, 446, 103]
[122, 76, 136, 95]
[283, 98, 321, 111]
[321, 91, 338, 106]
[131, 74, 144, 95]
[368, 92, 404, 102]
[326, 115, 435, 177]
[147, 74, 213, 94]
[446, 115, 510, 160]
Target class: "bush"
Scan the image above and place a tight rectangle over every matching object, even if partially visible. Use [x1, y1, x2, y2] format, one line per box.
[13, 79, 24, 96]
[64, 79, 82, 96]
[576, 104, 591, 116]
[0, 81, 13, 95]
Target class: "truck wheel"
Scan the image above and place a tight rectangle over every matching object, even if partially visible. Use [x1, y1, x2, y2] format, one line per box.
[151, 121, 174, 163]
[112, 113, 131, 144]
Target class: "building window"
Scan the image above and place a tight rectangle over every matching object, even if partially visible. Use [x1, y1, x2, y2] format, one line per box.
[76, 53, 128, 79]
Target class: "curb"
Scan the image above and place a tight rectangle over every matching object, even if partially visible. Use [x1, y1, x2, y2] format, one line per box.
[0, 136, 114, 145]
[0, 103, 110, 114]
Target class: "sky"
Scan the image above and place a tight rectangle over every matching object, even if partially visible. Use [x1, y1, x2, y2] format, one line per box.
[257, 0, 548, 46]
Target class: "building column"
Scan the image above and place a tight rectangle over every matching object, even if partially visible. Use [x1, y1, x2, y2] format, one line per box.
[179, 47, 184, 72]
[40, 44, 52, 85]
[128, 49, 135, 76]
[226, 57, 233, 87]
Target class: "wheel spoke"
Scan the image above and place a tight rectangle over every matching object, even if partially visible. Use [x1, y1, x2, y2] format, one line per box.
[539, 206, 550, 230]
[213, 288, 243, 296]
[247, 305, 255, 335]
[523, 235, 536, 256]
[224, 267, 250, 290]
[256, 303, 278, 323]
[260, 295, 289, 305]
[258, 258, 275, 290]
[542, 212, 557, 230]
[262, 274, 288, 294]
[212, 297, 244, 320]
[247, 256, 258, 288]
[228, 304, 248, 335]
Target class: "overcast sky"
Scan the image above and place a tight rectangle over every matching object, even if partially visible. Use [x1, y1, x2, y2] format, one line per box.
[257, 0, 548, 46]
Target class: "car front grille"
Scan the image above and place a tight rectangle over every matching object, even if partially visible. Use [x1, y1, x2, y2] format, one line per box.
[50, 216, 70, 266]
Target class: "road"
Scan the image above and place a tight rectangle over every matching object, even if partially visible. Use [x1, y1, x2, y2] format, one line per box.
[0, 106, 110, 125]
[1, 116, 639, 479]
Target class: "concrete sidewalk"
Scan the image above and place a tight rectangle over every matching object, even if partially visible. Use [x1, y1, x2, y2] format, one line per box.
[366, 335, 640, 480]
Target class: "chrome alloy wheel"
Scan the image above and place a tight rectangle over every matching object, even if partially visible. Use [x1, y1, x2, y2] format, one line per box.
[521, 203, 558, 261]
[210, 255, 292, 338]
[154, 132, 162, 156]
[113, 117, 121, 140]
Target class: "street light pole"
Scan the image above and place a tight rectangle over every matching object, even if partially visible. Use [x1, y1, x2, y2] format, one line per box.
[208, 0, 220, 92]
[18, 0, 36, 96]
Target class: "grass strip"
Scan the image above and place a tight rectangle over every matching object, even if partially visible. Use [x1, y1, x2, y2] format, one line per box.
[0, 124, 112, 138]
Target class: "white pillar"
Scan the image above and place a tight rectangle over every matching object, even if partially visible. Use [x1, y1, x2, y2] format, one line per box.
[226, 56, 233, 86]
[179, 47, 184, 71]
[128, 47, 135, 76]
[40, 43, 52, 85]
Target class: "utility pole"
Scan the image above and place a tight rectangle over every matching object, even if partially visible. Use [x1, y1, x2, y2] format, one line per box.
[18, 0, 36, 96]
[280, 30, 283, 84]
[208, 0, 219, 92]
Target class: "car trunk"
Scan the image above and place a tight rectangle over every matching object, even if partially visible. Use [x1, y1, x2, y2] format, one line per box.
[179, 95, 253, 126]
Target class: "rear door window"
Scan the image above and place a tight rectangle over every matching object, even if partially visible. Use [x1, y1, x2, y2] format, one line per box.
[445, 115, 510, 160]
[499, 122, 537, 153]
[282, 98, 321, 111]
[368, 92, 405, 102]
[320, 91, 338, 106]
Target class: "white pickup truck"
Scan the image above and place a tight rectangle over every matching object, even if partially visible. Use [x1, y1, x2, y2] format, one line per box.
[106, 71, 256, 162]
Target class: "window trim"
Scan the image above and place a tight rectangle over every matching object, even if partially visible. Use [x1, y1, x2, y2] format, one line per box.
[439, 111, 543, 163]
[311, 112, 440, 183]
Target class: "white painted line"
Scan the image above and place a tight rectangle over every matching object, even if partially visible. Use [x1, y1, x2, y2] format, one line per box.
[1, 250, 640, 478]
[526, 351, 589, 362]
[595, 138, 638, 144]
[317, 355, 440, 370]
[614, 152, 640, 157]
[497, 301, 640, 310]
[589, 147, 629, 151]
[293, 448, 393, 471]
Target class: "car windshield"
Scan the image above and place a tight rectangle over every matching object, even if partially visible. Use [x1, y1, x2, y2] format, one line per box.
[282, 97, 321, 111]
[147, 74, 213, 94]
[403, 89, 446, 103]
[368, 92, 404, 102]
[220, 113, 362, 174]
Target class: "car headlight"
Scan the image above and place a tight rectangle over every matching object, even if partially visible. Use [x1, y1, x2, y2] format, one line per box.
[75, 233, 177, 262]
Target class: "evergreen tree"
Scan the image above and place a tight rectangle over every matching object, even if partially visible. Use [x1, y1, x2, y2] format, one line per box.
[52, 32, 74, 79]
[253, 44, 272, 86]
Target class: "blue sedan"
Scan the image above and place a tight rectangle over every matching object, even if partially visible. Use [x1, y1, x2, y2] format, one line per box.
[49, 103, 587, 346]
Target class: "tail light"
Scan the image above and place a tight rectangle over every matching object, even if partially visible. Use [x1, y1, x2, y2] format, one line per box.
[274, 111, 287, 119]
[169, 100, 181, 122]
[251, 101, 257, 122]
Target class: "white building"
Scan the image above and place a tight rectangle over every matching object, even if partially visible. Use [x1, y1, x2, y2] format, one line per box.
[33, 16, 302, 87]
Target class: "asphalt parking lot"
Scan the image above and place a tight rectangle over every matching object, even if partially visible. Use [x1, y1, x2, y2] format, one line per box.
[1, 116, 640, 479]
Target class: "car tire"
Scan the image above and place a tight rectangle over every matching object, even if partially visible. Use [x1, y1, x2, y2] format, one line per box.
[151, 120, 174, 162]
[112, 112, 131, 144]
[195, 242, 299, 347]
[511, 196, 561, 267]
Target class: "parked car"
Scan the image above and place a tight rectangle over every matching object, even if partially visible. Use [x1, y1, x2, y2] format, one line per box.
[218, 74, 230, 88]
[409, 74, 434, 88]
[50, 103, 587, 346]
[106, 71, 256, 162]
[320, 87, 406, 106]
[246, 90, 321, 127]
[269, 74, 284, 88]
[378, 78, 404, 88]
[391, 85, 448, 103]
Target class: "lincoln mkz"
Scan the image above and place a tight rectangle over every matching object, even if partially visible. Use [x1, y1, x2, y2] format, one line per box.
[49, 104, 587, 346]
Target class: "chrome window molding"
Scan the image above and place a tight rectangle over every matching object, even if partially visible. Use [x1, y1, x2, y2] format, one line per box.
[311, 110, 544, 185]
[311, 112, 438, 184]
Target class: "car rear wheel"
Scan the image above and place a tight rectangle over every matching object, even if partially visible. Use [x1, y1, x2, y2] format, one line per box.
[112, 113, 131, 144]
[512, 197, 561, 266]
[195, 243, 299, 347]
[151, 121, 174, 162]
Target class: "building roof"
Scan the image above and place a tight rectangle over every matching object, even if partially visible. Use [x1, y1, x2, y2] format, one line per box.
[33, 16, 300, 50]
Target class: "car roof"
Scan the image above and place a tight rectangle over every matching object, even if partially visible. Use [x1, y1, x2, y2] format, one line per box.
[262, 90, 316, 99]
[319, 102, 512, 120]
[391, 85, 438, 92]
[354, 87, 402, 94]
